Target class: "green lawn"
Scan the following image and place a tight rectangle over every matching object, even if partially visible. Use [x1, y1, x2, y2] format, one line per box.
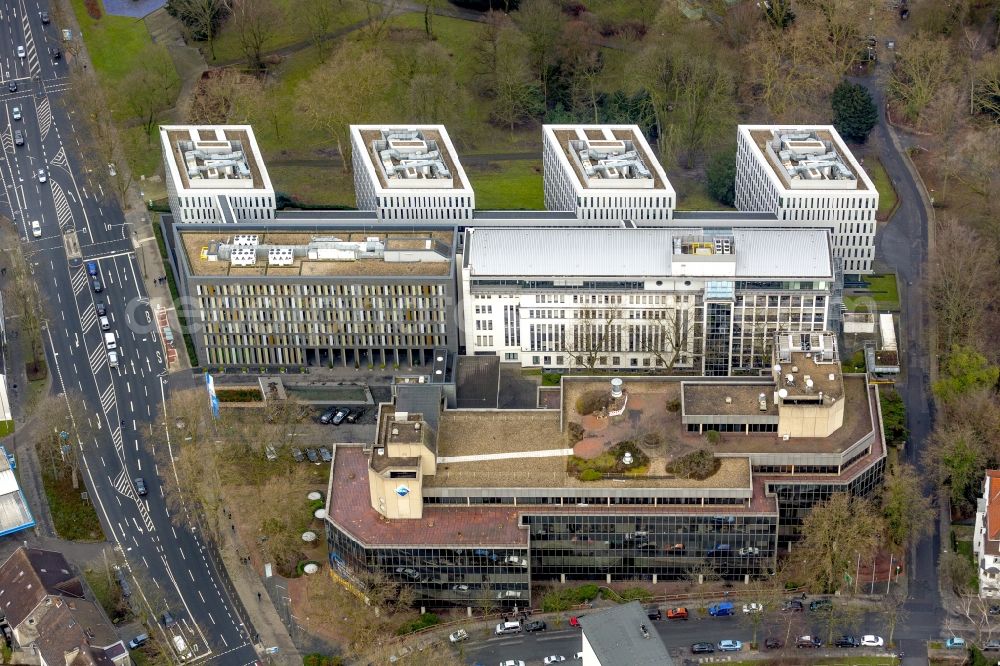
[674, 178, 735, 212]
[208, 0, 367, 64]
[467, 160, 544, 210]
[868, 157, 899, 220]
[40, 464, 103, 541]
[845, 273, 900, 312]
[956, 539, 979, 592]
[70, 0, 163, 87]
[0, 420, 12, 437]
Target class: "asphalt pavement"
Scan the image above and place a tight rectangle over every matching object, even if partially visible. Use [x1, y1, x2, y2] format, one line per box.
[0, 0, 257, 663]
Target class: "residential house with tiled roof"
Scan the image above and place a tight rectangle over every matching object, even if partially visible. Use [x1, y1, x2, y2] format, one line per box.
[974, 471, 1000, 596]
[0, 548, 127, 666]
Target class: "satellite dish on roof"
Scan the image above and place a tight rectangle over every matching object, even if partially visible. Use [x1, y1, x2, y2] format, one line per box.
[778, 389, 788, 399]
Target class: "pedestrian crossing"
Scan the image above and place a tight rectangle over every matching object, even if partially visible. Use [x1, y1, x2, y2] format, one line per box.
[87, 343, 106, 373]
[51, 180, 72, 230]
[70, 266, 88, 295]
[78, 305, 97, 332]
[37, 98, 52, 142]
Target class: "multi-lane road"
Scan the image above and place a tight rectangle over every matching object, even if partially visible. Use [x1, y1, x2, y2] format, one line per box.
[1, 0, 256, 663]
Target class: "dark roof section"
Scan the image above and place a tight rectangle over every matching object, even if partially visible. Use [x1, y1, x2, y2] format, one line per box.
[396, 384, 443, 436]
[34, 601, 117, 666]
[217, 194, 236, 224]
[0, 548, 83, 629]
[673, 210, 778, 221]
[455, 356, 500, 409]
[578, 601, 674, 666]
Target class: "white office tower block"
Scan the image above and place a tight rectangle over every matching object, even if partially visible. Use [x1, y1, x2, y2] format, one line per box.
[735, 125, 878, 274]
[542, 124, 675, 221]
[351, 125, 474, 221]
[160, 125, 275, 223]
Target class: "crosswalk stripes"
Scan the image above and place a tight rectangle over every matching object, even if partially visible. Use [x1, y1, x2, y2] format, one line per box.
[0, 129, 12, 154]
[113, 470, 131, 495]
[111, 425, 122, 451]
[51, 181, 73, 230]
[111, 468, 155, 532]
[36, 98, 51, 142]
[98, 384, 115, 414]
[88, 343, 106, 373]
[21, 12, 40, 77]
[70, 267, 87, 295]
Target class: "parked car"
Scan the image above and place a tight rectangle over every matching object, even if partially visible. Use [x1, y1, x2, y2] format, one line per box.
[115, 567, 131, 597]
[569, 616, 583, 628]
[796, 636, 822, 649]
[984, 639, 1000, 651]
[645, 606, 662, 620]
[691, 643, 715, 654]
[861, 635, 885, 647]
[718, 640, 742, 652]
[11, 106, 20, 120]
[108, 351, 118, 368]
[134, 478, 147, 496]
[543, 657, 566, 665]
[945, 637, 966, 649]
[764, 638, 783, 650]
[809, 599, 832, 612]
[666, 607, 688, 620]
[95, 302, 107, 316]
[708, 601, 734, 616]
[742, 603, 763, 614]
[499, 661, 525, 666]
[346, 407, 365, 423]
[448, 629, 468, 643]
[451, 583, 469, 592]
[126, 633, 148, 649]
[318, 446, 332, 462]
[305, 448, 319, 464]
[835, 635, 860, 648]
[319, 406, 338, 424]
[739, 546, 760, 556]
[161, 611, 177, 627]
[332, 407, 350, 425]
[524, 620, 546, 632]
[291, 448, 305, 462]
[781, 599, 804, 612]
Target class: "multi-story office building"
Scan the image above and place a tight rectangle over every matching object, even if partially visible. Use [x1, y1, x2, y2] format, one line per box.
[542, 125, 675, 221]
[170, 222, 458, 368]
[324, 332, 887, 610]
[160, 125, 275, 223]
[734, 125, 878, 274]
[351, 125, 475, 221]
[460, 226, 834, 375]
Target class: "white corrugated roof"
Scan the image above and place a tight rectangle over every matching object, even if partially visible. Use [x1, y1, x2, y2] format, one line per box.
[466, 227, 832, 279]
[731, 228, 832, 277]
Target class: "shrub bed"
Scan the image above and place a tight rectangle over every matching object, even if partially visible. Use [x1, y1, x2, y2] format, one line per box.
[668, 449, 719, 480]
[395, 612, 440, 635]
[569, 440, 649, 479]
[540, 584, 600, 612]
[575, 390, 611, 415]
[216, 387, 263, 403]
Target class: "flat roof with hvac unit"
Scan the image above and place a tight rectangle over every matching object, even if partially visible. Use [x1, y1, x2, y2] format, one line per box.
[0, 445, 35, 537]
[739, 125, 874, 192]
[544, 124, 674, 195]
[351, 125, 473, 194]
[159, 125, 272, 193]
[179, 229, 455, 277]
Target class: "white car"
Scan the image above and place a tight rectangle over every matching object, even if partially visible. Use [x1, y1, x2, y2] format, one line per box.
[573, 655, 583, 661]
[11, 106, 20, 120]
[544, 658, 566, 665]
[860, 635, 884, 647]
[108, 350, 118, 368]
[742, 602, 763, 614]
[36, 168, 46, 183]
[16, 46, 24, 58]
[739, 546, 760, 556]
[499, 661, 525, 666]
[30, 220, 40, 237]
[449, 629, 468, 643]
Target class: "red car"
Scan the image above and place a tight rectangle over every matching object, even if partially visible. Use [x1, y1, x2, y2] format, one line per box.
[569, 616, 584, 628]
[666, 607, 689, 620]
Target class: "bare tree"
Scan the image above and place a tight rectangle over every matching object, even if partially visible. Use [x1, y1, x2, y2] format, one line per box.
[296, 40, 393, 172]
[638, 308, 701, 371]
[471, 10, 511, 96]
[562, 308, 621, 371]
[929, 217, 999, 353]
[298, 0, 335, 62]
[881, 463, 935, 554]
[119, 45, 179, 136]
[185, 69, 257, 125]
[880, 588, 909, 647]
[490, 24, 542, 132]
[888, 33, 956, 123]
[167, 0, 227, 59]
[6, 241, 43, 377]
[359, 0, 400, 42]
[798, 493, 883, 593]
[513, 0, 564, 107]
[229, 0, 281, 71]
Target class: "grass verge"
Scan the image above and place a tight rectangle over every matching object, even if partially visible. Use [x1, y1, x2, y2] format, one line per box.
[70, 0, 162, 88]
[39, 461, 103, 541]
[844, 274, 900, 311]
[869, 157, 899, 220]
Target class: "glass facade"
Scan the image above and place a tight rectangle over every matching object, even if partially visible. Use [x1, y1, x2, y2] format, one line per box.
[525, 514, 777, 581]
[326, 524, 531, 609]
[703, 302, 733, 376]
[769, 457, 886, 544]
